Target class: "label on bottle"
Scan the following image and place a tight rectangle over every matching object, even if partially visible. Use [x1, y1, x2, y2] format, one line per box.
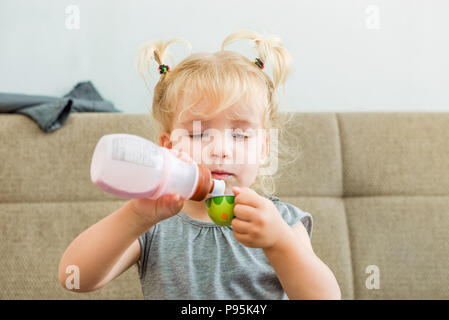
[111, 137, 163, 169]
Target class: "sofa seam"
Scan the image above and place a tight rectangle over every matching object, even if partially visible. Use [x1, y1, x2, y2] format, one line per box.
[335, 113, 356, 300]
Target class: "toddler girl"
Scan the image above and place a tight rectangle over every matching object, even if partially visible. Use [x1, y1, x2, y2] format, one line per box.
[59, 29, 341, 300]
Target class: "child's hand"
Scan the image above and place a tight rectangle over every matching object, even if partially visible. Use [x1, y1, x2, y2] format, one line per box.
[129, 148, 192, 226]
[231, 187, 290, 249]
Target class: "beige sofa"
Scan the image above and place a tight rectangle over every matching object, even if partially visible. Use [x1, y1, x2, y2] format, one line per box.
[1, 112, 448, 300]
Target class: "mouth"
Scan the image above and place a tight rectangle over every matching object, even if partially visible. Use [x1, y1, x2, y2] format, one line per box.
[211, 170, 234, 180]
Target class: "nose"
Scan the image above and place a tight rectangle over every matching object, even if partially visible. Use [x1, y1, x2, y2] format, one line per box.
[210, 131, 233, 162]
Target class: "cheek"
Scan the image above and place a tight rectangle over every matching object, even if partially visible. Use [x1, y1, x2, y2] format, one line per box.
[172, 138, 196, 160]
[238, 139, 264, 165]
[234, 164, 259, 186]
[235, 140, 263, 183]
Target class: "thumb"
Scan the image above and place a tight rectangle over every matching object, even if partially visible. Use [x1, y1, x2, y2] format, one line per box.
[168, 193, 182, 209]
[232, 186, 241, 195]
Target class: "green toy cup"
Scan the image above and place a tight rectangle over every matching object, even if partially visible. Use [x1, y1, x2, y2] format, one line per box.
[205, 195, 235, 226]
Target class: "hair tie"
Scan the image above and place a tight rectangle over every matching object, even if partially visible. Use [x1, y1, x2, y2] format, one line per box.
[254, 58, 264, 70]
[158, 64, 170, 74]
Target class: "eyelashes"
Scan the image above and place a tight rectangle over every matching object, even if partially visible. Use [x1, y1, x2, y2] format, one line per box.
[188, 132, 249, 140]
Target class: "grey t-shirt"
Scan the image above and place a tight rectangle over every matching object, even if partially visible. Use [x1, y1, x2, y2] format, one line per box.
[134, 195, 313, 300]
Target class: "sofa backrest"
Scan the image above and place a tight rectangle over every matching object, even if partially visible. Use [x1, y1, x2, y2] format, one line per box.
[1, 112, 448, 299]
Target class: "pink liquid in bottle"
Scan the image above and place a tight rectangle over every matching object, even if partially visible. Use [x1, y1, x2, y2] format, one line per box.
[90, 133, 225, 200]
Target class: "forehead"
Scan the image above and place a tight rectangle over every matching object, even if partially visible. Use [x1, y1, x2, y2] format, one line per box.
[176, 101, 263, 127]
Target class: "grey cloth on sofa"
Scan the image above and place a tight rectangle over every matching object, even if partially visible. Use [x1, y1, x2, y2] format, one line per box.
[0, 81, 121, 132]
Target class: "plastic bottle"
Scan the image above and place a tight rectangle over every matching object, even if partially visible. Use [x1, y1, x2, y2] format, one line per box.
[90, 133, 225, 200]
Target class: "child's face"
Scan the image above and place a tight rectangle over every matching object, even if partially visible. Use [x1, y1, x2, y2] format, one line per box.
[159, 100, 269, 194]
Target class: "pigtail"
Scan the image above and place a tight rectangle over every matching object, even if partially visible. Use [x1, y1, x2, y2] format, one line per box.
[135, 38, 192, 91]
[221, 29, 292, 90]
[221, 30, 298, 198]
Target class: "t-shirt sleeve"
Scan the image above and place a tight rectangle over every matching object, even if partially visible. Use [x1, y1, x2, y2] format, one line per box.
[135, 224, 157, 280]
[276, 201, 313, 239]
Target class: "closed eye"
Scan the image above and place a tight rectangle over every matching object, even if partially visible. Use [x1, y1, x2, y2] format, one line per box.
[232, 133, 249, 139]
[189, 133, 208, 139]
[188, 132, 250, 140]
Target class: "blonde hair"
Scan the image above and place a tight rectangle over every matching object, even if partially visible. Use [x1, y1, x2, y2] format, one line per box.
[135, 29, 301, 197]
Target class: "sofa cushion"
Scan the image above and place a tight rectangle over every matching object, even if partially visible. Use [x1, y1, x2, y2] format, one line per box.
[0, 200, 142, 299]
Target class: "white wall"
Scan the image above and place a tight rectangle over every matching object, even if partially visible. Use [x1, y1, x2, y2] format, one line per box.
[1, 0, 448, 113]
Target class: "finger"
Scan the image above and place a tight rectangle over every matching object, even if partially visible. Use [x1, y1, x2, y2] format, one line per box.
[231, 217, 252, 234]
[233, 203, 257, 222]
[160, 193, 183, 209]
[232, 187, 261, 208]
[233, 231, 254, 246]
[171, 195, 185, 212]
[161, 192, 178, 202]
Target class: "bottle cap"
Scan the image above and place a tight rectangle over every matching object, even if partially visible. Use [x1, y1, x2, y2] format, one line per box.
[209, 179, 226, 197]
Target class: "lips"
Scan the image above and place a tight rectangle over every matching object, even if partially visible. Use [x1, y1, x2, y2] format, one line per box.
[211, 170, 234, 180]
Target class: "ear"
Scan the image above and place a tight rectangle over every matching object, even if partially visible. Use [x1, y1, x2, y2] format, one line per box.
[158, 131, 173, 149]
